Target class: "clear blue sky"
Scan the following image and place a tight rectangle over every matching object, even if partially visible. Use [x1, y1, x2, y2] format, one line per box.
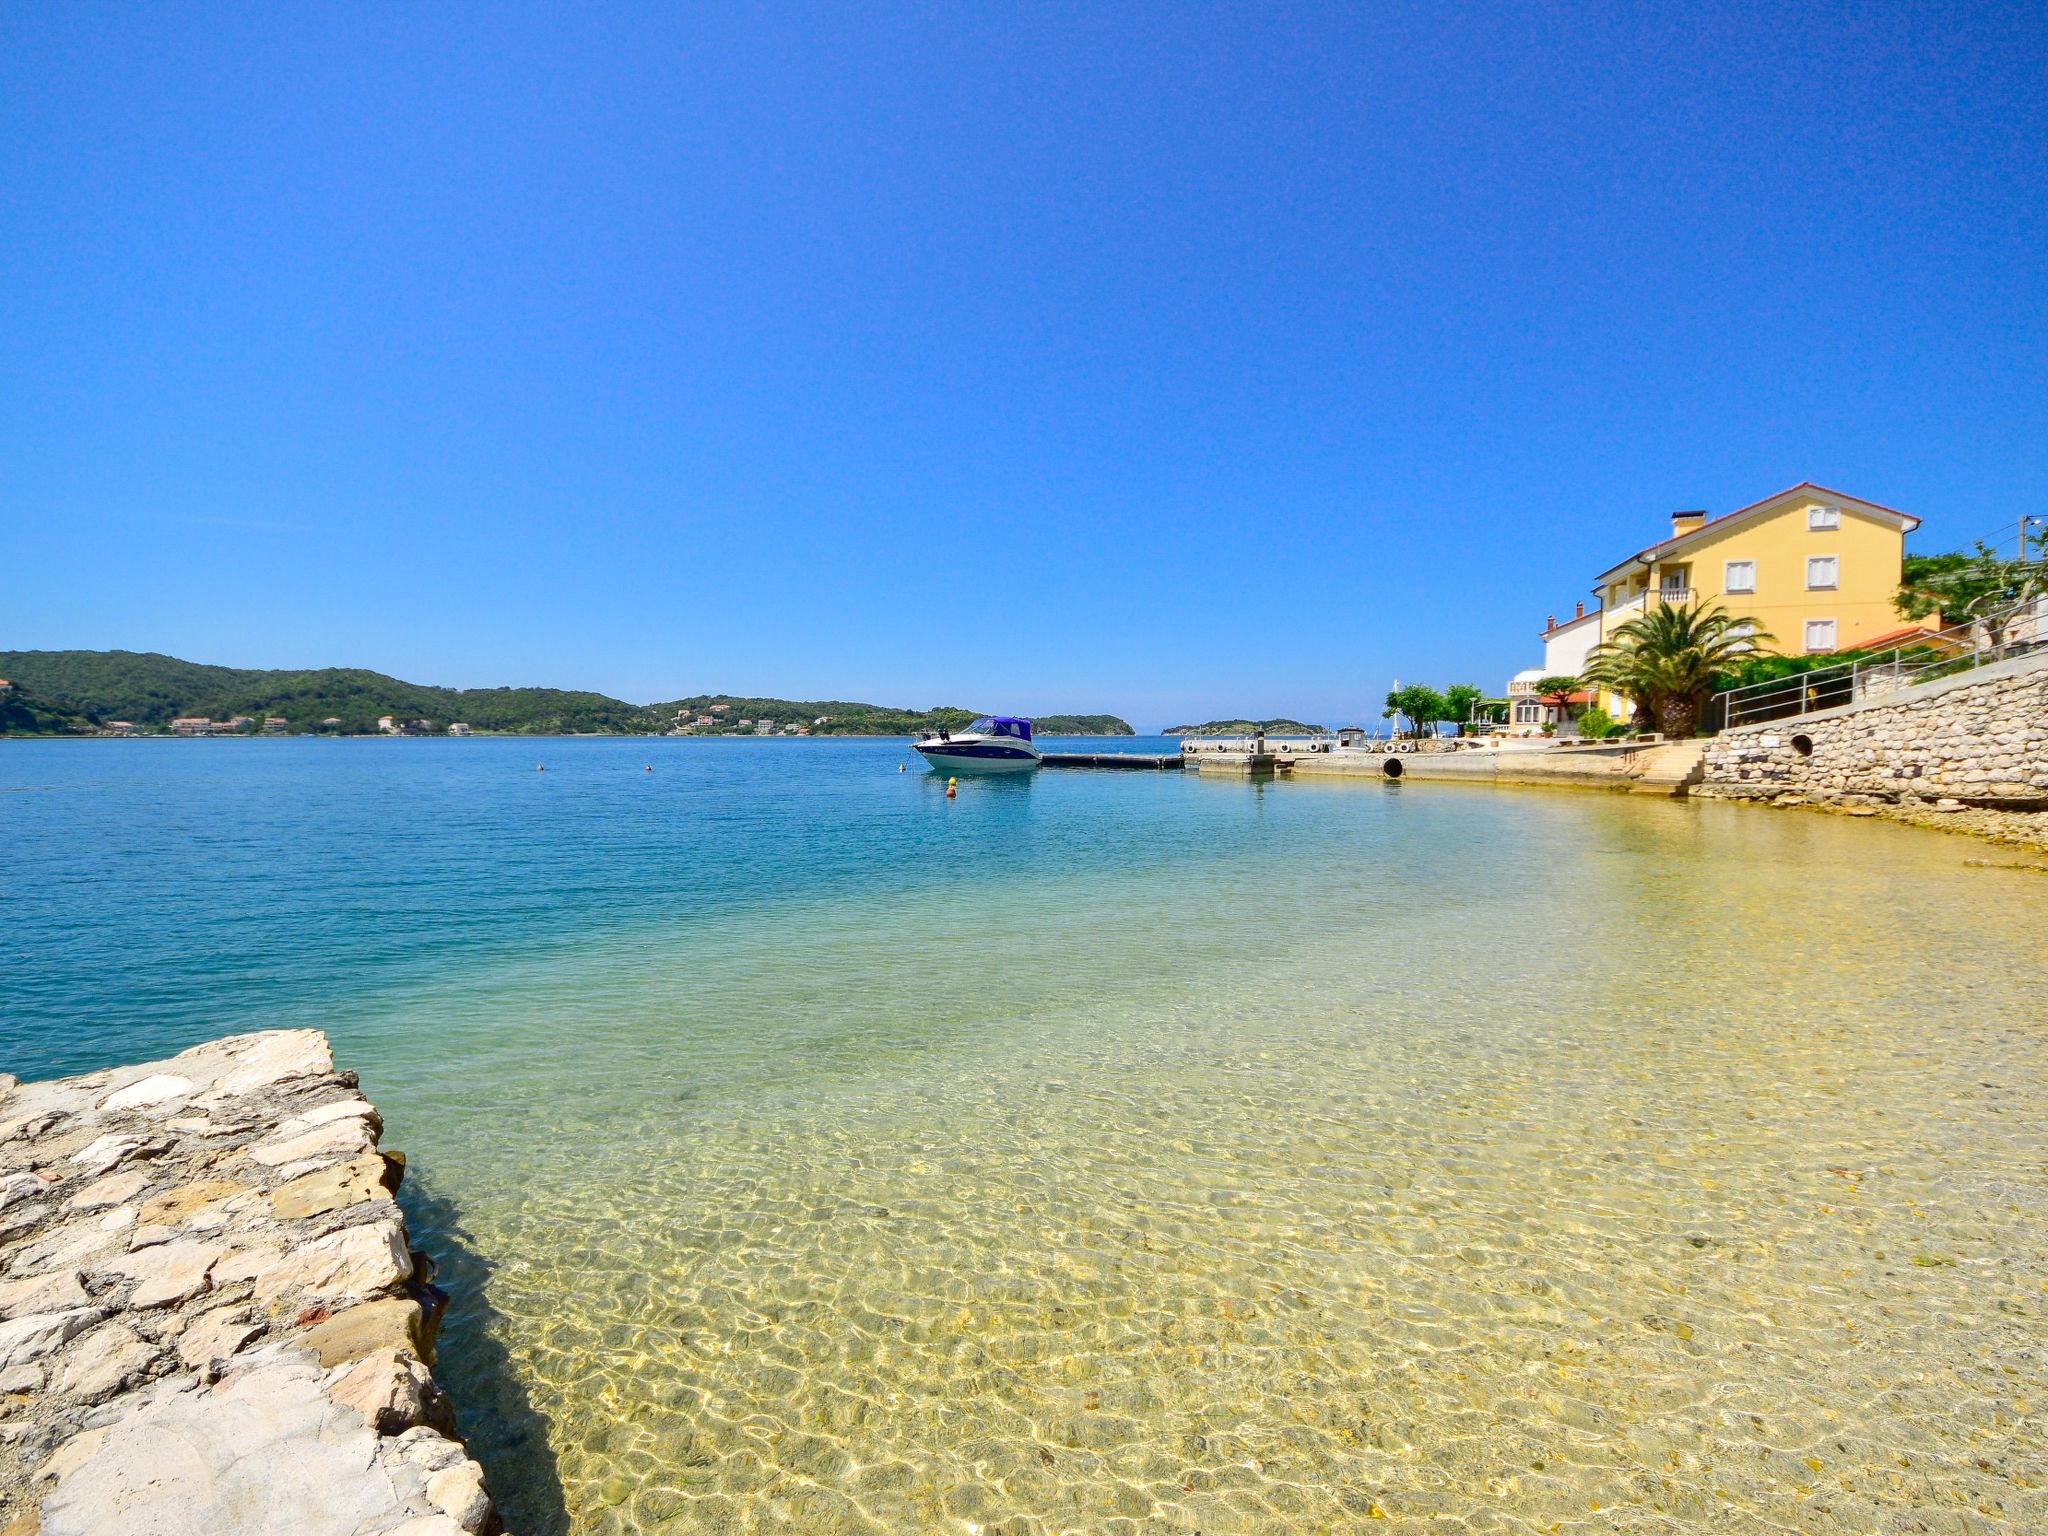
[4, 3, 2042, 728]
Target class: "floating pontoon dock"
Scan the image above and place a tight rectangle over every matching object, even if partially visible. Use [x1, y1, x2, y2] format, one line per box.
[1039, 751, 1184, 769]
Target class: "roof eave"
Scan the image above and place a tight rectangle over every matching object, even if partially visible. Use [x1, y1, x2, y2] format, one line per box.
[1589, 483, 1919, 586]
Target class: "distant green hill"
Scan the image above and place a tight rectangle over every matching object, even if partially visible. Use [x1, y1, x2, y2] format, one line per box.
[0, 679, 96, 736]
[1165, 718, 1327, 736]
[0, 651, 647, 735]
[0, 651, 1134, 738]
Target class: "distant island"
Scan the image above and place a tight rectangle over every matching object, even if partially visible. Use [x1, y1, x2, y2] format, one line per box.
[1165, 718, 1329, 736]
[0, 651, 1135, 738]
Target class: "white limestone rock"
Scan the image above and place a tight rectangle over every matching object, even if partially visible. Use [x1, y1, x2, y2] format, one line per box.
[251, 1221, 411, 1306]
[383, 1519, 474, 1536]
[425, 1460, 492, 1533]
[192, 1029, 332, 1100]
[37, 1347, 415, 1536]
[0, 1171, 51, 1214]
[5, 1213, 131, 1277]
[245, 1117, 374, 1170]
[393, 1424, 469, 1473]
[101, 1239, 223, 1309]
[99, 1075, 195, 1113]
[0, 1306, 105, 1370]
[276, 1098, 378, 1137]
[69, 1135, 168, 1177]
[57, 1319, 157, 1400]
[208, 1243, 283, 1288]
[173, 1307, 262, 1369]
[0, 1269, 90, 1321]
[327, 1345, 431, 1433]
[62, 1169, 151, 1213]
[36, 1424, 109, 1485]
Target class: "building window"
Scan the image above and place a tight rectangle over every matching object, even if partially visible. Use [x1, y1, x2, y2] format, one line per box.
[1723, 559, 1756, 593]
[1808, 506, 1840, 530]
[1806, 555, 1838, 589]
[1804, 618, 1838, 653]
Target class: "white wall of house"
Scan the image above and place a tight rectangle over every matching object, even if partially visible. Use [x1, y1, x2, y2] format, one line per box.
[1543, 611, 1601, 676]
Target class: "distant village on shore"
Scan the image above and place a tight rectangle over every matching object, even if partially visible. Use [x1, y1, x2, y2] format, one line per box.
[142, 702, 834, 739]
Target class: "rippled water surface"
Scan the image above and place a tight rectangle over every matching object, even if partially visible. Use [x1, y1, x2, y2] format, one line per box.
[5, 737, 2046, 1534]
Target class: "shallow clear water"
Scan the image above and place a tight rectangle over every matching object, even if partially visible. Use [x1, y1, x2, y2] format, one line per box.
[5, 737, 2046, 1534]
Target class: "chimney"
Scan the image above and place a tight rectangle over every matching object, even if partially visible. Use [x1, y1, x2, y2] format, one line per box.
[1574, 600, 1584, 618]
[1671, 509, 1708, 535]
[1546, 614, 1555, 631]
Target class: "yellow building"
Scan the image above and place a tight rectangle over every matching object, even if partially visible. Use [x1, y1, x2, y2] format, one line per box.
[1579, 482, 1922, 713]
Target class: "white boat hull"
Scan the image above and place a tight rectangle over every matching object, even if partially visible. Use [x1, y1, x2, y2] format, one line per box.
[913, 738, 1041, 774]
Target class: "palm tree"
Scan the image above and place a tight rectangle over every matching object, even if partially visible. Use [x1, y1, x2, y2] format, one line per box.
[1581, 600, 1770, 738]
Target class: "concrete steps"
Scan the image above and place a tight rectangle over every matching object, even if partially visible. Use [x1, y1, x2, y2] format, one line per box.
[1630, 739, 1708, 795]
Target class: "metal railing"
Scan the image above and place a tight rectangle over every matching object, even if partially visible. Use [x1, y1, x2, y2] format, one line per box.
[1709, 597, 2046, 732]
[1610, 586, 1696, 612]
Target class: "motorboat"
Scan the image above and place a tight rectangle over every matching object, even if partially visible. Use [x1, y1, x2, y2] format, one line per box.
[912, 716, 1042, 774]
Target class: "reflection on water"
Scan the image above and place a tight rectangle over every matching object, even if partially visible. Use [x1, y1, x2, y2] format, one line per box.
[6, 740, 2046, 1532]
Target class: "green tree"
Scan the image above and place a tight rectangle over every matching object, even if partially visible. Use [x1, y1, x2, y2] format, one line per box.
[1574, 705, 1621, 739]
[1443, 683, 1484, 729]
[1581, 600, 1769, 738]
[1532, 675, 1581, 725]
[1895, 537, 2047, 645]
[1384, 684, 1450, 737]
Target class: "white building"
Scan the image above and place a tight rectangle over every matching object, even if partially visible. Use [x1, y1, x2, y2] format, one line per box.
[1505, 603, 1603, 733]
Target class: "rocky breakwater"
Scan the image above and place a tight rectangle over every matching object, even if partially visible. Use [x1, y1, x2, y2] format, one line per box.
[0, 1030, 503, 1536]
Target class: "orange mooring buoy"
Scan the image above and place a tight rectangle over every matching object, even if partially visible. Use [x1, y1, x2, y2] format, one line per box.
[946, 777, 957, 798]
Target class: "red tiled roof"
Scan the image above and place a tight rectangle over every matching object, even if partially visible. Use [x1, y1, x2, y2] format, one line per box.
[1852, 623, 1940, 651]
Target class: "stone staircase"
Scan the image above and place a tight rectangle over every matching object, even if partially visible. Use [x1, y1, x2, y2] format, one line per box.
[1630, 739, 1708, 795]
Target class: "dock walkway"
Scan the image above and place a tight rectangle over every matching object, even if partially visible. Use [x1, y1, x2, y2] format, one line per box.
[1039, 752, 1183, 770]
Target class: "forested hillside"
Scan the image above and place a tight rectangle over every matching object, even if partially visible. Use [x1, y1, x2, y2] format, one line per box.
[1164, 718, 1328, 736]
[0, 651, 1133, 736]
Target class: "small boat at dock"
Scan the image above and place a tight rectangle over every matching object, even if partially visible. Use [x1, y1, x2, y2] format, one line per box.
[913, 716, 1042, 774]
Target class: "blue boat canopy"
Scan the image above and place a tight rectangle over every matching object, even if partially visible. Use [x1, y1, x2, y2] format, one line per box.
[967, 715, 1033, 740]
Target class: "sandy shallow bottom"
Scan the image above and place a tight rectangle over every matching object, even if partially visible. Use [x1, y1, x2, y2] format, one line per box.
[393, 805, 2048, 1535]
[9, 742, 2043, 1533]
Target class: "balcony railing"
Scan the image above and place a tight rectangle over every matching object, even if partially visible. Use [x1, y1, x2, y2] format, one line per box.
[1707, 597, 2046, 732]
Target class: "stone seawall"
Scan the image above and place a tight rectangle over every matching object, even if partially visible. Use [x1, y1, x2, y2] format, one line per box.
[1186, 743, 1647, 789]
[0, 1031, 503, 1536]
[1697, 651, 2048, 812]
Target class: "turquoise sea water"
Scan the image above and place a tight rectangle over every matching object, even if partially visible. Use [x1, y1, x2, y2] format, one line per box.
[5, 737, 2047, 1534]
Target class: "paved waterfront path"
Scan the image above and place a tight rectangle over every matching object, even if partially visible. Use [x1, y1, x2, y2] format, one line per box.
[0, 1031, 501, 1536]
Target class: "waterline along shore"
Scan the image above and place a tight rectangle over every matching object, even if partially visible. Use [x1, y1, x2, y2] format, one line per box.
[0, 1031, 500, 1536]
[1181, 645, 2048, 852]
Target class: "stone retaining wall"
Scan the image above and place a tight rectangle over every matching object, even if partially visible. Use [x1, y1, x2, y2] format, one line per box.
[0, 1030, 504, 1536]
[1187, 743, 1647, 789]
[1697, 651, 2048, 810]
